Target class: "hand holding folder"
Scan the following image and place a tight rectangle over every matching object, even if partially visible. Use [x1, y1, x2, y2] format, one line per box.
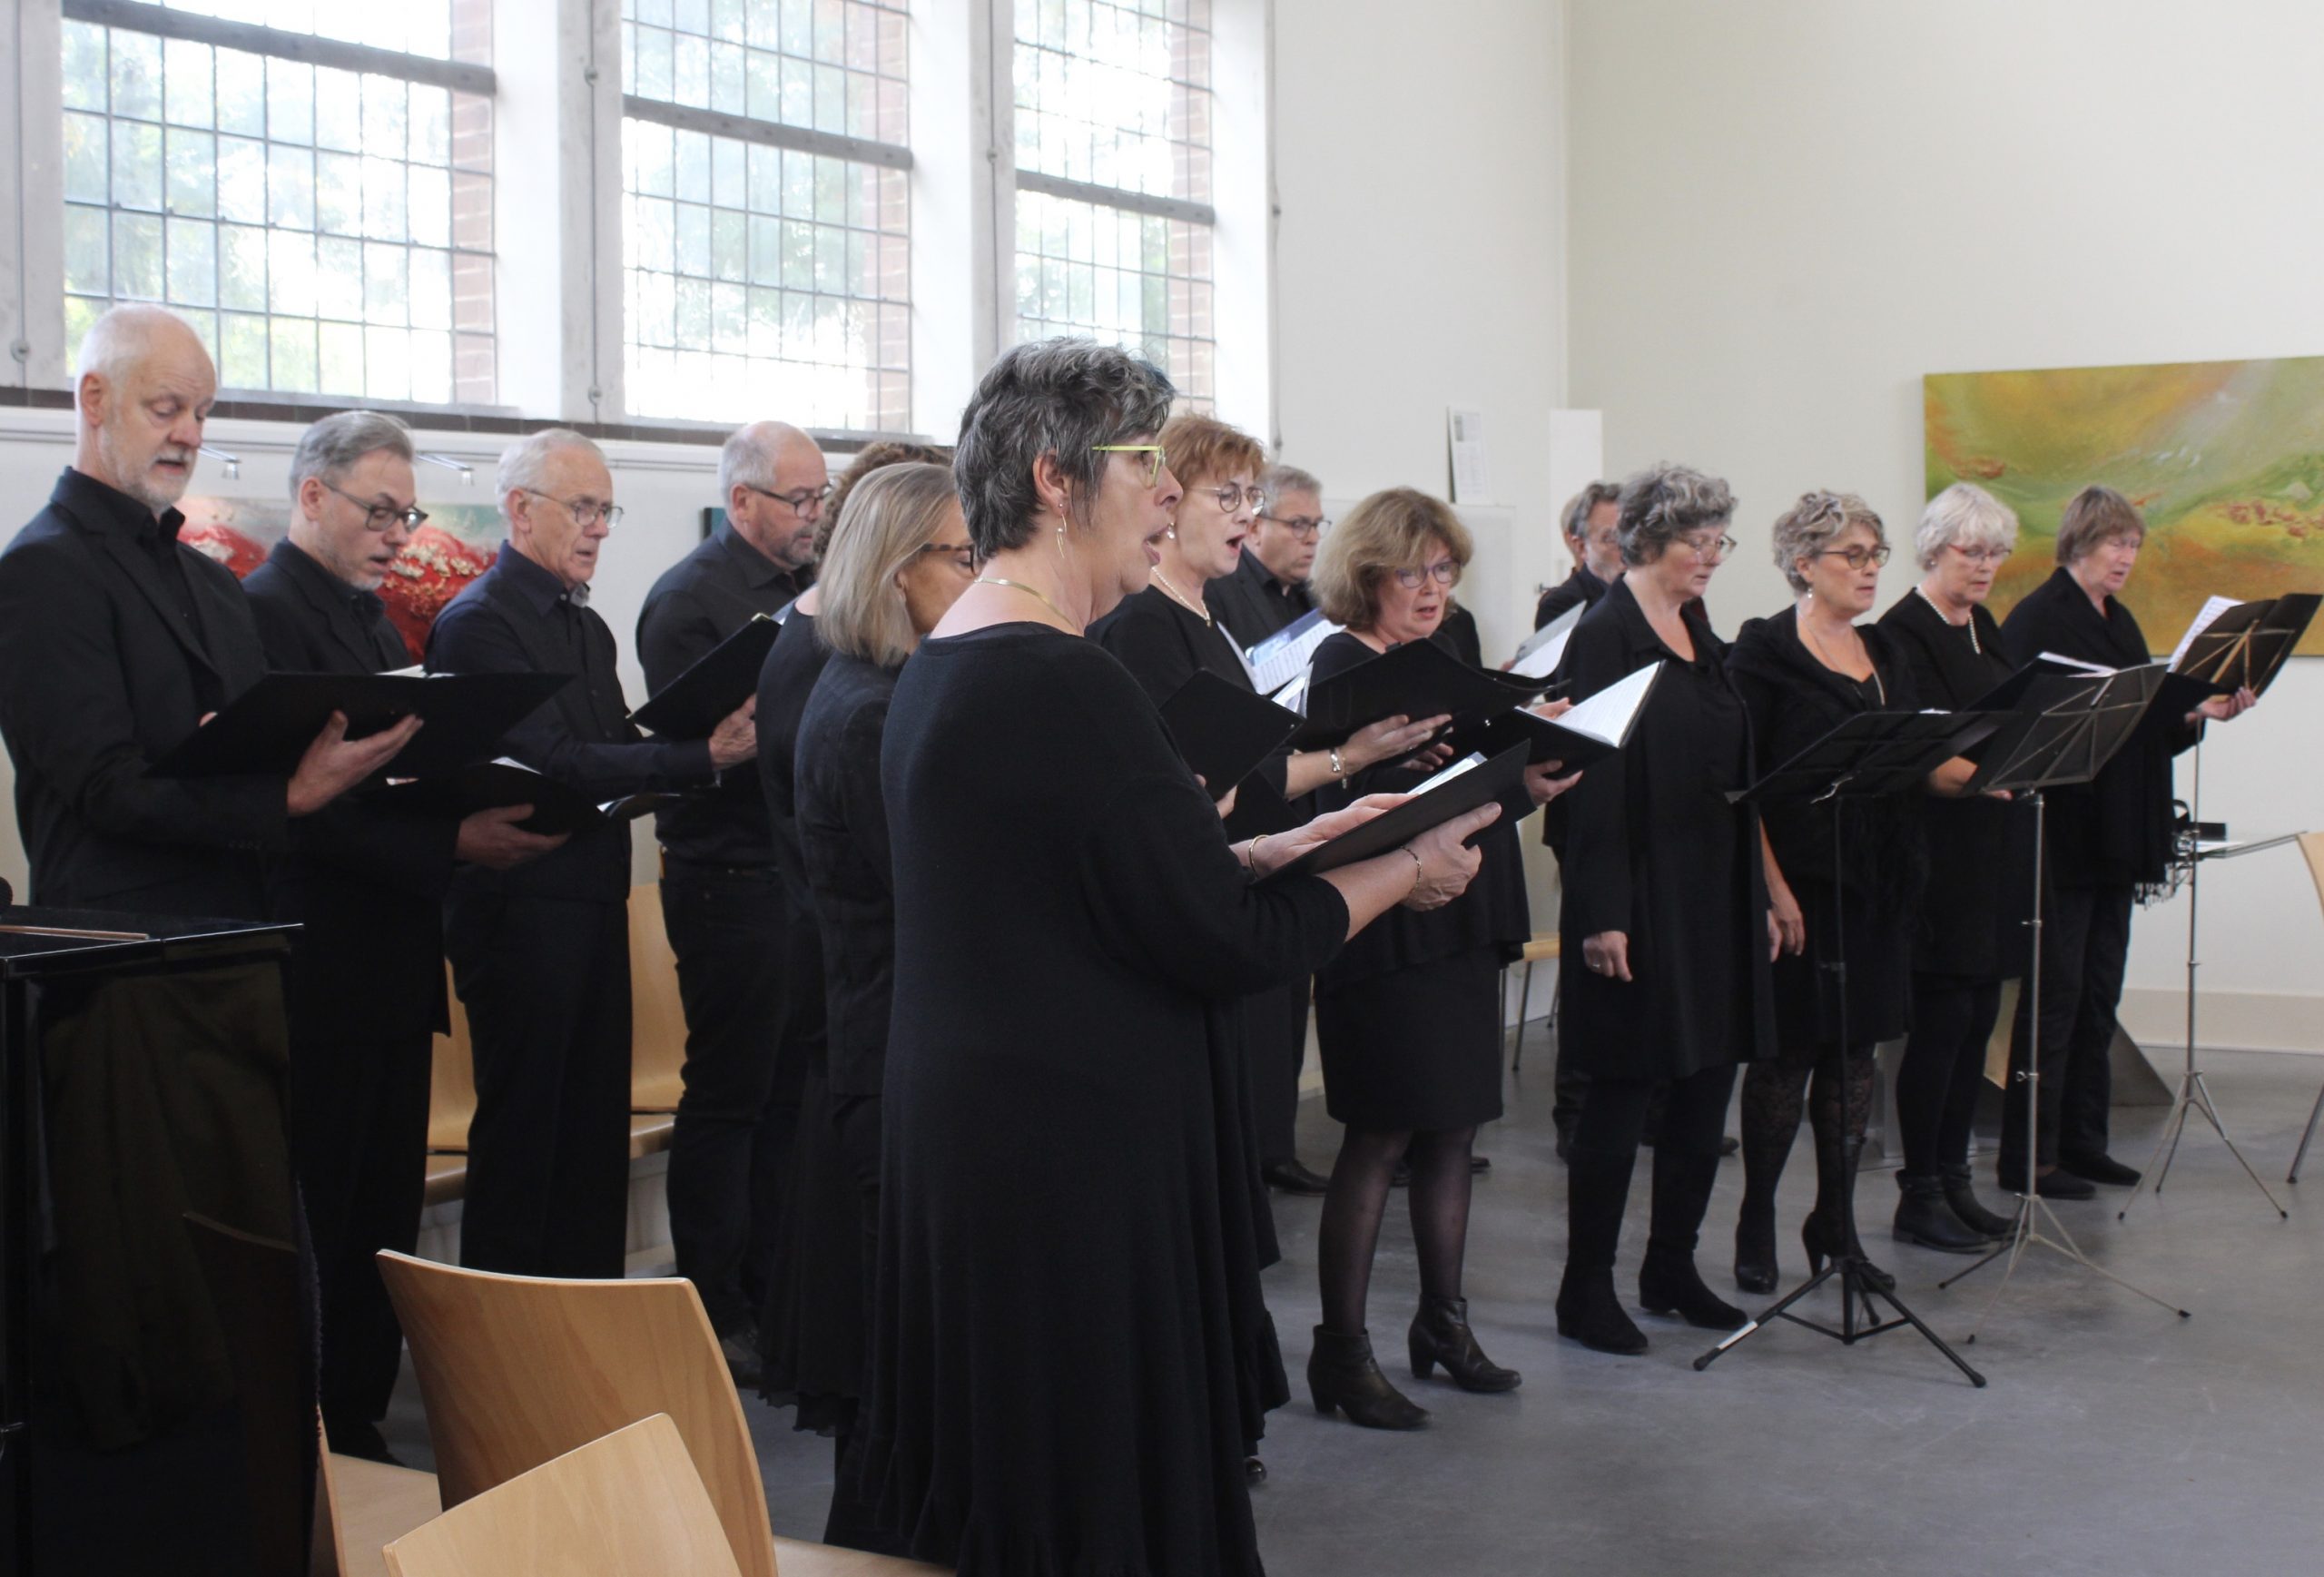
[151, 670, 574, 780]
[1265, 743, 1531, 880]
[379, 759, 675, 836]
[1292, 637, 1548, 750]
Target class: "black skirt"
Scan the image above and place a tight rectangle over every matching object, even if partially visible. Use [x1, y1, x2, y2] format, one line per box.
[1315, 947, 1505, 1132]
[1769, 877, 1913, 1053]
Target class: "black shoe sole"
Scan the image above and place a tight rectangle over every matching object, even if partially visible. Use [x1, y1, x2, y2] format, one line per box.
[1890, 1226, 1989, 1255]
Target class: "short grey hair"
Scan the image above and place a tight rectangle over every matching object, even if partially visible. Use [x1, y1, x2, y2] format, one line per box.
[288, 410, 414, 501]
[952, 337, 1176, 557]
[1915, 482, 2018, 570]
[1262, 462, 1322, 499]
[817, 462, 961, 670]
[497, 427, 601, 507]
[1561, 481, 1622, 543]
[1771, 490, 1885, 593]
[1617, 463, 1735, 567]
[716, 421, 813, 498]
[75, 302, 204, 388]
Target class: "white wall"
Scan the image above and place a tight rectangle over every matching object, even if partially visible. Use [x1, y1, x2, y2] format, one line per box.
[1566, 0, 2324, 1050]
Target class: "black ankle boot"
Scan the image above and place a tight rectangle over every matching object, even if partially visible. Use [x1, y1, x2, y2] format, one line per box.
[1939, 1162, 2014, 1239]
[1307, 1327, 1428, 1430]
[1638, 1149, 1746, 1326]
[1408, 1296, 1521, 1392]
[1555, 1266, 1648, 1355]
[1892, 1172, 1988, 1253]
[1733, 1198, 1777, 1295]
[1640, 1251, 1747, 1330]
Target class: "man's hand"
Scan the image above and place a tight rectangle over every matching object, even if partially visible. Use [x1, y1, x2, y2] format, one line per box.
[287, 711, 423, 817]
[454, 804, 570, 870]
[708, 697, 758, 769]
[1582, 929, 1632, 981]
[1523, 759, 1581, 805]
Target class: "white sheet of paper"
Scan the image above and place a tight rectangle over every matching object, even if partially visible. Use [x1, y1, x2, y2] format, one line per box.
[2037, 651, 2116, 676]
[1447, 407, 1492, 504]
[1246, 610, 1340, 695]
[2168, 595, 2241, 670]
[1412, 751, 1489, 796]
[1555, 660, 1660, 748]
[1510, 603, 1583, 679]
[1273, 672, 1311, 715]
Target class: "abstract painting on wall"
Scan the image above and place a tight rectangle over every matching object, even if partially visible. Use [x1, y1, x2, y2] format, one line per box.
[1925, 355, 2324, 656]
[178, 497, 502, 662]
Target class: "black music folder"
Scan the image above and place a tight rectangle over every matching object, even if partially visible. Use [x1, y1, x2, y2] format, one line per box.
[1293, 637, 1546, 750]
[149, 670, 572, 780]
[378, 759, 673, 835]
[1444, 659, 1663, 771]
[631, 614, 783, 739]
[1265, 743, 1531, 880]
[2170, 592, 2319, 699]
[1158, 670, 1304, 802]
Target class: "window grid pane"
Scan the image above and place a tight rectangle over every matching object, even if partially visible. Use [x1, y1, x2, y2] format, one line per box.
[62, 7, 496, 404]
[1010, 0, 1214, 409]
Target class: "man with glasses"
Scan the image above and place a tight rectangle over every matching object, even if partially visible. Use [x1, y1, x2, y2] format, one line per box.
[635, 420, 828, 1379]
[1210, 461, 1326, 650]
[243, 409, 567, 1459]
[427, 429, 757, 1279]
[1537, 481, 1625, 629]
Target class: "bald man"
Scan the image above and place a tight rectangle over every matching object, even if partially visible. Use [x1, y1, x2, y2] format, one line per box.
[635, 419, 825, 1365]
[0, 304, 409, 917]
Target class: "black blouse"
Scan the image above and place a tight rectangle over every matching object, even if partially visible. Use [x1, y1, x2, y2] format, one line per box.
[793, 652, 901, 1100]
[754, 609, 835, 905]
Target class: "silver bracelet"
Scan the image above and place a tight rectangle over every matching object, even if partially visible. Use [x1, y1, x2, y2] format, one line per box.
[1329, 745, 1347, 783]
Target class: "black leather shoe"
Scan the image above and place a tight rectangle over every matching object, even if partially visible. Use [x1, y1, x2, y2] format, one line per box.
[1940, 1161, 2014, 1238]
[1307, 1327, 1429, 1429]
[1262, 1159, 1332, 1196]
[1893, 1172, 1989, 1254]
[1469, 1154, 1492, 1176]
[2059, 1150, 2142, 1188]
[1245, 1455, 1266, 1483]
[1640, 1252, 1747, 1330]
[2033, 1165, 2097, 1199]
[1555, 1267, 1649, 1355]
[1408, 1296, 1521, 1392]
[1718, 1135, 1740, 1158]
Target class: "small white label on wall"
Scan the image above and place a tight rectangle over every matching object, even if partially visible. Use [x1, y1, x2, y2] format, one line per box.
[1448, 406, 1492, 505]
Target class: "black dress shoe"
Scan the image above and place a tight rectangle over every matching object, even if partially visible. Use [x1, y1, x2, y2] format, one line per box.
[1555, 1267, 1648, 1355]
[1469, 1154, 1492, 1176]
[2059, 1150, 2142, 1188]
[1893, 1173, 1989, 1254]
[1718, 1135, 1740, 1158]
[1307, 1327, 1429, 1429]
[1263, 1159, 1332, 1196]
[1640, 1252, 1747, 1330]
[1245, 1455, 1267, 1483]
[2033, 1166, 2097, 1200]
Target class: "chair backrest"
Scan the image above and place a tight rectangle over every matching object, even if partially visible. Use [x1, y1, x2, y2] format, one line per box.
[428, 962, 478, 1151]
[381, 1414, 742, 1577]
[628, 882, 688, 1111]
[375, 1252, 777, 1577]
[2299, 833, 2324, 918]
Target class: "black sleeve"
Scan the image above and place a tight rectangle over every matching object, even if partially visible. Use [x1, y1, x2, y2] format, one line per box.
[635, 583, 722, 696]
[1534, 581, 1581, 631]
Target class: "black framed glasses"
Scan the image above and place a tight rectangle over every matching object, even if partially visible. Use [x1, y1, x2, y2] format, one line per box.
[520, 488, 623, 527]
[1200, 483, 1267, 514]
[1092, 443, 1168, 487]
[746, 482, 833, 517]
[1391, 559, 1462, 589]
[324, 481, 428, 533]
[1259, 511, 1330, 539]
[1819, 544, 1893, 571]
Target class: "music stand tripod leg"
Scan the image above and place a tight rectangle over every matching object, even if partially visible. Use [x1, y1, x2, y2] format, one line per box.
[2170, 1072, 2289, 1218]
[2287, 1079, 2324, 1185]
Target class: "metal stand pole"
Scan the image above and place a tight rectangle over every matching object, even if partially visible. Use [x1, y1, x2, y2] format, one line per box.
[1938, 792, 2191, 1336]
[2118, 744, 2287, 1220]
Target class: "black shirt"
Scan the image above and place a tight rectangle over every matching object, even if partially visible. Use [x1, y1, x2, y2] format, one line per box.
[1533, 563, 1610, 631]
[636, 522, 804, 868]
[1206, 547, 1314, 651]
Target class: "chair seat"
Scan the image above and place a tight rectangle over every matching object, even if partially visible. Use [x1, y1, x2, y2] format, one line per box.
[771, 1536, 951, 1575]
[330, 1454, 444, 1577]
[423, 1154, 468, 1209]
[1519, 933, 1560, 964]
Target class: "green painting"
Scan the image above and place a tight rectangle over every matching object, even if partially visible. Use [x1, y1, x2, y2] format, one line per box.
[1925, 356, 2324, 655]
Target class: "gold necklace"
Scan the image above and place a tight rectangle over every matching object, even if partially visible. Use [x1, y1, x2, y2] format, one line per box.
[1800, 612, 1886, 704]
[974, 577, 1079, 631]
[1149, 567, 1212, 626]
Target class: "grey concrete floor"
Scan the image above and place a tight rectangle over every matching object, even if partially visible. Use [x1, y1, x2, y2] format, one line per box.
[385, 1044, 2324, 1574]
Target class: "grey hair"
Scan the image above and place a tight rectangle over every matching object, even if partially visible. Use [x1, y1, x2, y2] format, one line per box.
[496, 427, 601, 507]
[1616, 462, 1736, 567]
[1915, 482, 2018, 571]
[74, 302, 206, 388]
[952, 337, 1176, 557]
[1262, 462, 1322, 499]
[1561, 480, 1622, 543]
[288, 410, 414, 501]
[817, 462, 962, 670]
[1771, 490, 1886, 593]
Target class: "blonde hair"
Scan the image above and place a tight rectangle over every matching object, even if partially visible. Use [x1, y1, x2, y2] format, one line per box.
[1311, 488, 1473, 630]
[815, 462, 962, 669]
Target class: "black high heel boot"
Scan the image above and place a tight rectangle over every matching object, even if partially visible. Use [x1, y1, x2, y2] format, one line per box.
[1640, 1149, 1747, 1328]
[1733, 1197, 1777, 1296]
[1307, 1327, 1428, 1430]
[1940, 1161, 2014, 1239]
[1408, 1296, 1521, 1392]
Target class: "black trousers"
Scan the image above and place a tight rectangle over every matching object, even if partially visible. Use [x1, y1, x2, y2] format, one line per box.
[290, 1025, 429, 1431]
[1896, 972, 2001, 1178]
[1241, 976, 1309, 1166]
[1565, 1064, 1738, 1270]
[445, 892, 632, 1278]
[2002, 882, 2132, 1177]
[660, 862, 810, 1333]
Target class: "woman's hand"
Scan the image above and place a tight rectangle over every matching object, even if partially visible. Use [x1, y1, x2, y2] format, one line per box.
[1768, 880, 1807, 956]
[2191, 685, 2258, 726]
[1214, 783, 1237, 822]
[1344, 712, 1452, 774]
[1523, 759, 1581, 805]
[1527, 697, 1574, 722]
[1398, 802, 1499, 910]
[1768, 911, 1782, 962]
[1247, 793, 1404, 877]
[1581, 930, 1631, 981]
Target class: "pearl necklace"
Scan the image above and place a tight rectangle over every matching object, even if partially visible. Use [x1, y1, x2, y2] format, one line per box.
[1915, 585, 1979, 654]
[1149, 568, 1212, 626]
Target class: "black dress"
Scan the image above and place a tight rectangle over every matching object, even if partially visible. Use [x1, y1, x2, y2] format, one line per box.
[1726, 608, 1925, 1050]
[1307, 630, 1530, 1132]
[858, 623, 1351, 1576]
[1558, 578, 1774, 1081]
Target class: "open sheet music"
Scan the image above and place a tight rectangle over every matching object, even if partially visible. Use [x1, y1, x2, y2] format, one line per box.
[1508, 603, 1582, 680]
[1246, 610, 1341, 696]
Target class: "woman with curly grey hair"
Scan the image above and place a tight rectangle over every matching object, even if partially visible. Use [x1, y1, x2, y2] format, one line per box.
[1555, 462, 1777, 1355]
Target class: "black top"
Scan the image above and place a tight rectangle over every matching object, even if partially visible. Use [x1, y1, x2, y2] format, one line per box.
[1308, 630, 1531, 985]
[636, 522, 803, 868]
[1206, 547, 1314, 650]
[1876, 591, 2020, 977]
[426, 545, 714, 902]
[1999, 567, 2198, 889]
[793, 652, 899, 1099]
[244, 537, 458, 1041]
[0, 468, 288, 916]
[753, 609, 833, 909]
[1089, 585, 1297, 837]
[860, 622, 1347, 1573]
[1556, 577, 1773, 1080]
[1533, 563, 1610, 630]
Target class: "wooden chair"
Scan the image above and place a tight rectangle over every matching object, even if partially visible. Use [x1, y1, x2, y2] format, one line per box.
[2283, 833, 2324, 1182]
[1507, 931, 1562, 1071]
[375, 1252, 942, 1577]
[427, 963, 477, 1154]
[629, 882, 689, 1113]
[380, 1414, 739, 1577]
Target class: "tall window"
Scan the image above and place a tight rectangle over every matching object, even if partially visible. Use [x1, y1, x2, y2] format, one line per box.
[620, 0, 911, 431]
[1012, 0, 1216, 408]
[59, 0, 497, 404]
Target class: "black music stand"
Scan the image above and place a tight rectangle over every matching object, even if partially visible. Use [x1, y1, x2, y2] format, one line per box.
[1935, 665, 2194, 1336]
[1694, 709, 1998, 1387]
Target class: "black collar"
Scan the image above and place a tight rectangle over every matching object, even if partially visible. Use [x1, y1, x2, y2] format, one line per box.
[716, 520, 803, 593]
[53, 466, 186, 551]
[269, 537, 385, 621]
[493, 539, 588, 616]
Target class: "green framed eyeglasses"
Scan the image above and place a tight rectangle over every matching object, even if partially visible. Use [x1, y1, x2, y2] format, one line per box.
[1092, 443, 1168, 488]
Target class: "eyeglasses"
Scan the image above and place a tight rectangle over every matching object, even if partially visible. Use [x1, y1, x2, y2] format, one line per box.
[1259, 511, 1330, 539]
[746, 482, 832, 517]
[1092, 443, 1168, 488]
[916, 540, 977, 572]
[520, 488, 623, 527]
[1945, 543, 2011, 566]
[1197, 483, 1267, 515]
[324, 481, 428, 533]
[1818, 544, 1893, 571]
[1391, 559, 1462, 589]
[1679, 532, 1738, 561]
